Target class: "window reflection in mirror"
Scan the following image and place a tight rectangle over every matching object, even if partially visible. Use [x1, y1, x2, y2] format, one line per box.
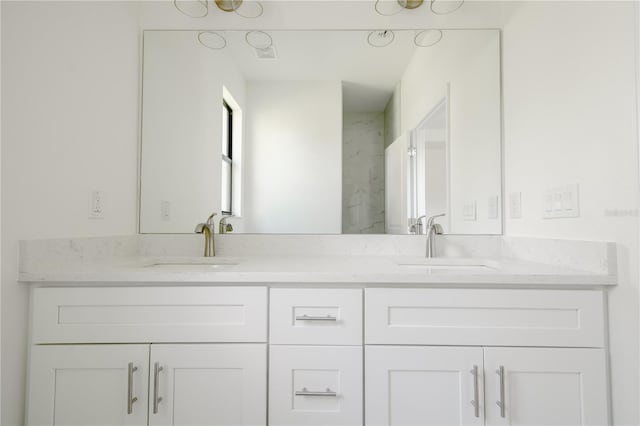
[221, 100, 233, 215]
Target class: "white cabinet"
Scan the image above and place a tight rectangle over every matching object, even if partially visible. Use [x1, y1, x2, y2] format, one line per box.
[32, 286, 267, 344]
[27, 345, 150, 426]
[365, 346, 608, 426]
[366, 346, 484, 426]
[364, 288, 609, 425]
[270, 288, 362, 345]
[149, 344, 266, 426]
[27, 344, 266, 426]
[269, 289, 364, 425]
[365, 288, 604, 347]
[27, 287, 268, 426]
[484, 347, 608, 426]
[269, 345, 362, 425]
[26, 285, 610, 426]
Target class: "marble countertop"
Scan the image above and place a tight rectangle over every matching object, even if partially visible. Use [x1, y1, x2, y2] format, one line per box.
[18, 255, 616, 287]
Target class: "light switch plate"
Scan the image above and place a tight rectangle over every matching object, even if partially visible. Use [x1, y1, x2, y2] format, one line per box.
[509, 192, 522, 219]
[463, 201, 477, 221]
[543, 184, 580, 219]
[488, 196, 499, 220]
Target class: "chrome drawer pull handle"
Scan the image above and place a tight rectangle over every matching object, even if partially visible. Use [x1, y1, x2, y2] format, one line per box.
[153, 362, 164, 414]
[470, 365, 480, 418]
[127, 362, 138, 415]
[496, 365, 506, 418]
[295, 314, 337, 321]
[295, 387, 337, 397]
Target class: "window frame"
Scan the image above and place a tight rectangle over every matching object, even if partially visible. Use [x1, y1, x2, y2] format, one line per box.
[221, 100, 233, 215]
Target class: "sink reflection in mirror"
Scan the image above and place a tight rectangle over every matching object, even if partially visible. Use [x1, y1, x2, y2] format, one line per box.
[139, 29, 502, 235]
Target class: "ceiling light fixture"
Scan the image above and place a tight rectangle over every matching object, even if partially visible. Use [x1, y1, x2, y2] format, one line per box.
[174, 0, 263, 19]
[198, 31, 227, 50]
[174, 0, 209, 18]
[430, 0, 464, 15]
[374, 0, 463, 16]
[414, 29, 443, 47]
[245, 31, 273, 49]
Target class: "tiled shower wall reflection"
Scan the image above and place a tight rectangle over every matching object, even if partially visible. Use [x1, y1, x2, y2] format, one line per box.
[342, 112, 385, 234]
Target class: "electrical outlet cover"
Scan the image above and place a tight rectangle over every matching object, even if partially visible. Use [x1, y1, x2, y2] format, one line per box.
[161, 200, 171, 222]
[89, 190, 104, 219]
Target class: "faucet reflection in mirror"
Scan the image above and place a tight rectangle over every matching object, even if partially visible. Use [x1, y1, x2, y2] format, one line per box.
[194, 212, 217, 257]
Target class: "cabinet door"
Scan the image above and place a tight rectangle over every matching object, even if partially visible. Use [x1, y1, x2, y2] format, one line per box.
[27, 344, 149, 426]
[149, 344, 266, 426]
[269, 345, 363, 426]
[484, 348, 609, 426]
[365, 346, 484, 426]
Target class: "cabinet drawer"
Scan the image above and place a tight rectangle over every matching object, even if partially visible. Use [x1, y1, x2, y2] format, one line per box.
[31, 286, 267, 344]
[270, 289, 362, 345]
[365, 288, 604, 347]
[269, 345, 362, 426]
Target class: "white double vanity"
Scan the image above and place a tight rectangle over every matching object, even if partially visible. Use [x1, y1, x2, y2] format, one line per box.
[20, 235, 615, 426]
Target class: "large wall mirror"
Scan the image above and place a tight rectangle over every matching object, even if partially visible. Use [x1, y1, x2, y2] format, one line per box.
[139, 29, 502, 235]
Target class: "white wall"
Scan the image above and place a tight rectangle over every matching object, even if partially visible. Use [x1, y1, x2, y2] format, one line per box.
[502, 2, 639, 425]
[401, 30, 502, 234]
[384, 82, 401, 149]
[244, 81, 342, 233]
[385, 133, 409, 234]
[1, 2, 140, 425]
[0, 3, 3, 421]
[140, 31, 246, 233]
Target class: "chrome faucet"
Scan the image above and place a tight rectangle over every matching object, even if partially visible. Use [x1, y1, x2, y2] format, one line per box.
[411, 215, 427, 235]
[219, 215, 234, 234]
[425, 213, 445, 258]
[195, 212, 217, 257]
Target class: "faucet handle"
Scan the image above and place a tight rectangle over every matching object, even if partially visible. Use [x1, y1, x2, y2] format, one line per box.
[432, 223, 444, 235]
[219, 214, 234, 234]
[426, 213, 446, 227]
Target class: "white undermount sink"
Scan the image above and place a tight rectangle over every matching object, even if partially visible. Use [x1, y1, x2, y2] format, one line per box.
[395, 259, 495, 272]
[144, 260, 240, 270]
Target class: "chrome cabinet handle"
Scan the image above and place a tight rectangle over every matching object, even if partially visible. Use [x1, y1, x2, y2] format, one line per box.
[295, 387, 337, 397]
[127, 362, 138, 415]
[153, 362, 164, 414]
[470, 365, 480, 418]
[295, 314, 337, 321]
[496, 365, 506, 418]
